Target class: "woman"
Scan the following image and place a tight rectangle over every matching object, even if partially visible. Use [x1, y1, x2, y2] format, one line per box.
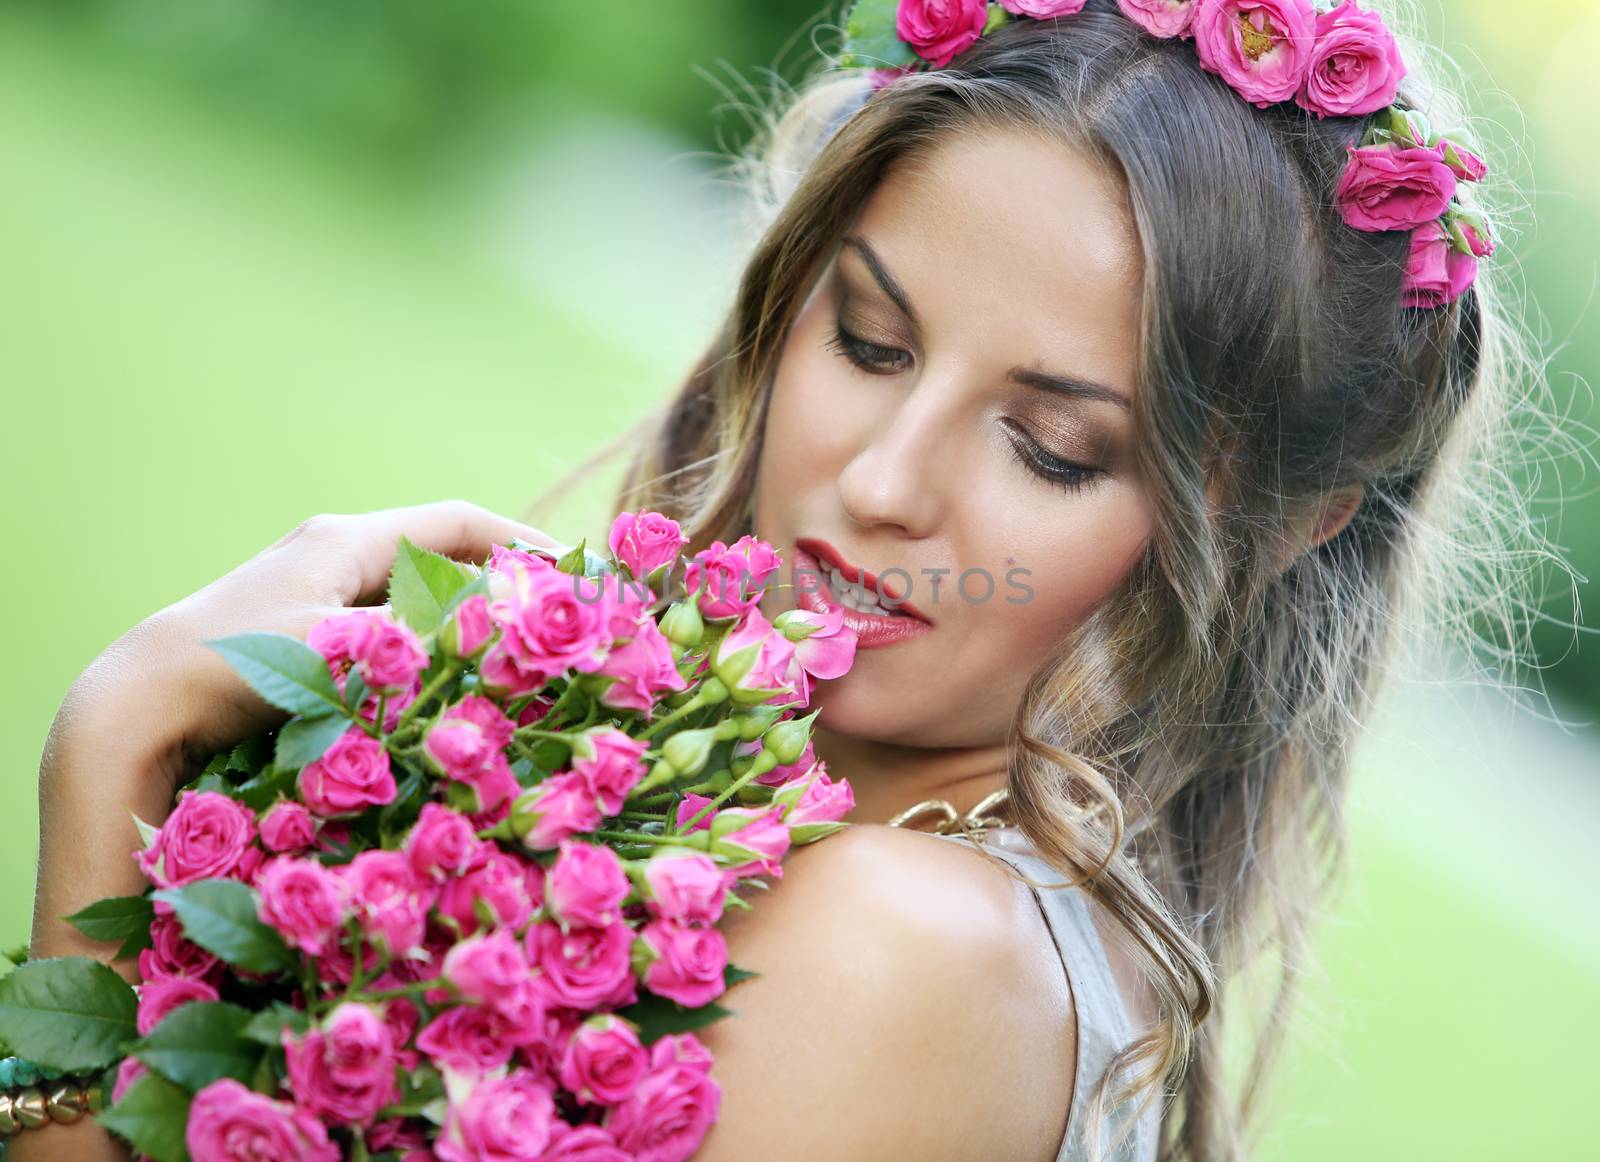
[21, 2, 1552, 1159]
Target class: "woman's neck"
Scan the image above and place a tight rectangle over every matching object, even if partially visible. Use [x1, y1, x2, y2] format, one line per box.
[810, 725, 1012, 826]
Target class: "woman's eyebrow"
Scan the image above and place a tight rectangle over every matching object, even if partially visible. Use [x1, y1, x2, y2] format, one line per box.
[842, 232, 1130, 411]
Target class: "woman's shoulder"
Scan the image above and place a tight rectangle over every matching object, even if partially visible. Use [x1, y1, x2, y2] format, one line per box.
[694, 823, 1078, 1162]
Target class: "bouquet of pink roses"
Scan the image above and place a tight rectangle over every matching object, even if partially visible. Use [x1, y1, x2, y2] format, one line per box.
[0, 512, 858, 1161]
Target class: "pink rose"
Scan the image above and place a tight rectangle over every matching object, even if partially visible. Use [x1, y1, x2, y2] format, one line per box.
[894, 0, 989, 68]
[437, 847, 541, 936]
[545, 840, 631, 929]
[671, 793, 718, 833]
[710, 805, 793, 879]
[643, 852, 728, 926]
[640, 919, 728, 1008]
[298, 727, 397, 817]
[1459, 215, 1495, 258]
[186, 1078, 339, 1162]
[773, 765, 856, 837]
[868, 65, 914, 91]
[135, 789, 258, 889]
[526, 919, 637, 1010]
[256, 856, 348, 957]
[445, 593, 496, 661]
[1117, 0, 1195, 38]
[711, 606, 798, 705]
[406, 803, 484, 881]
[424, 695, 520, 815]
[604, 1055, 722, 1162]
[684, 535, 783, 621]
[1401, 219, 1476, 308]
[111, 1057, 147, 1105]
[1295, 0, 1405, 118]
[782, 605, 858, 682]
[593, 622, 688, 717]
[541, 1123, 630, 1162]
[1335, 141, 1457, 232]
[512, 772, 603, 852]
[367, 1119, 430, 1156]
[138, 911, 221, 982]
[570, 728, 650, 816]
[436, 1072, 557, 1162]
[608, 510, 687, 580]
[1191, 0, 1315, 108]
[1439, 138, 1488, 182]
[1000, 0, 1087, 16]
[558, 1015, 649, 1106]
[340, 850, 433, 957]
[284, 1002, 400, 1127]
[307, 608, 428, 694]
[259, 800, 317, 853]
[137, 973, 219, 1036]
[443, 929, 536, 1007]
[480, 558, 614, 695]
[752, 738, 814, 788]
[649, 1032, 715, 1074]
[417, 1004, 518, 1073]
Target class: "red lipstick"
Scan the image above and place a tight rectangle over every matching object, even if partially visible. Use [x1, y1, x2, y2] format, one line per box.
[791, 538, 934, 650]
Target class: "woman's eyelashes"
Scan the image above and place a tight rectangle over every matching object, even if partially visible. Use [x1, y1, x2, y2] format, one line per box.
[823, 318, 1104, 496]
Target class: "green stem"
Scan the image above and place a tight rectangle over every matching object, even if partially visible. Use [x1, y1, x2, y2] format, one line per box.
[594, 829, 686, 846]
[639, 691, 710, 741]
[393, 661, 463, 733]
[676, 757, 773, 834]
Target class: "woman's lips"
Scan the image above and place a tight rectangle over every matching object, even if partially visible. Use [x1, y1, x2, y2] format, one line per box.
[792, 537, 933, 623]
[791, 547, 934, 650]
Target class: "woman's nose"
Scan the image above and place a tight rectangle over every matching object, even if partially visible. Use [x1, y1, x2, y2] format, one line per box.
[834, 378, 959, 538]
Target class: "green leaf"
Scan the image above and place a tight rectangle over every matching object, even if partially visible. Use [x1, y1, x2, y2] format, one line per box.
[0, 956, 138, 1072]
[241, 1002, 311, 1047]
[226, 734, 274, 776]
[343, 668, 371, 715]
[842, 0, 915, 69]
[134, 1002, 260, 1092]
[152, 880, 296, 975]
[234, 764, 296, 811]
[613, 993, 735, 1044]
[274, 713, 353, 771]
[65, 896, 154, 947]
[204, 632, 344, 718]
[554, 537, 588, 577]
[99, 1069, 193, 1162]
[723, 964, 758, 988]
[388, 534, 475, 633]
[189, 771, 230, 796]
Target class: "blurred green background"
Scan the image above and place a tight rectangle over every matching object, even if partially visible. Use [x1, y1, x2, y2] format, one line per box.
[1, 1, 1594, 1157]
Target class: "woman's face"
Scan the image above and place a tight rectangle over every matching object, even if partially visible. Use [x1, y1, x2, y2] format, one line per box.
[754, 126, 1154, 748]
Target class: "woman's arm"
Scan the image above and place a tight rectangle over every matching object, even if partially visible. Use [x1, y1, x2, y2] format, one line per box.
[696, 823, 1078, 1162]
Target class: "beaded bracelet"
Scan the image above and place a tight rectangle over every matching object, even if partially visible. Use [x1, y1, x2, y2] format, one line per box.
[0, 1056, 105, 1137]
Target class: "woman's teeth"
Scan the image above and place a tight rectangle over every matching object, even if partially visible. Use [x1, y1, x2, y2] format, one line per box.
[830, 569, 893, 615]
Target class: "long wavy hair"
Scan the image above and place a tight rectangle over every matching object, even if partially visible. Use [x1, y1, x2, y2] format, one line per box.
[529, 3, 1567, 1158]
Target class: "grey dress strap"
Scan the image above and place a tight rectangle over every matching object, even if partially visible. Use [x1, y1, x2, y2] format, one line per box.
[935, 827, 1159, 1162]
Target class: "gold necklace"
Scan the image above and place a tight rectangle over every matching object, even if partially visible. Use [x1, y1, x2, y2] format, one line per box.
[885, 787, 1015, 839]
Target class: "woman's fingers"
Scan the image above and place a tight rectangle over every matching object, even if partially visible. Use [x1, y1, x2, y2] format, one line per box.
[293, 500, 572, 606]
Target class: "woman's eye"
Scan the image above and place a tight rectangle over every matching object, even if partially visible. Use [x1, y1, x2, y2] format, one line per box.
[824, 324, 911, 374]
[1003, 425, 1101, 496]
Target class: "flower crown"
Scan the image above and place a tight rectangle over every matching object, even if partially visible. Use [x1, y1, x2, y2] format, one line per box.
[839, 0, 1493, 308]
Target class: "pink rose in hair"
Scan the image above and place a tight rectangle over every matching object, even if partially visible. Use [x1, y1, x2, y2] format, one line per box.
[569, 727, 649, 815]
[1192, 0, 1315, 108]
[608, 510, 688, 581]
[137, 973, 219, 1036]
[1439, 138, 1488, 182]
[895, 0, 989, 68]
[604, 1053, 722, 1162]
[541, 1122, 630, 1162]
[437, 846, 541, 936]
[284, 1002, 400, 1127]
[1336, 141, 1456, 232]
[424, 695, 520, 815]
[135, 789, 259, 889]
[545, 840, 631, 930]
[640, 919, 729, 1008]
[684, 535, 782, 621]
[256, 856, 348, 957]
[1400, 219, 1476, 308]
[139, 910, 221, 982]
[593, 620, 688, 716]
[405, 802, 484, 881]
[1000, 0, 1087, 16]
[512, 772, 604, 851]
[259, 799, 317, 853]
[340, 850, 432, 958]
[1117, 0, 1195, 38]
[868, 65, 915, 91]
[526, 918, 637, 1011]
[186, 1078, 339, 1162]
[1459, 215, 1495, 258]
[558, 1015, 650, 1106]
[298, 727, 397, 816]
[436, 1072, 557, 1162]
[643, 851, 728, 927]
[1295, 0, 1405, 118]
[307, 608, 428, 694]
[711, 606, 798, 704]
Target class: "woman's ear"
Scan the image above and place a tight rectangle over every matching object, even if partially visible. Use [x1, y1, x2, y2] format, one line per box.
[1272, 484, 1365, 571]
